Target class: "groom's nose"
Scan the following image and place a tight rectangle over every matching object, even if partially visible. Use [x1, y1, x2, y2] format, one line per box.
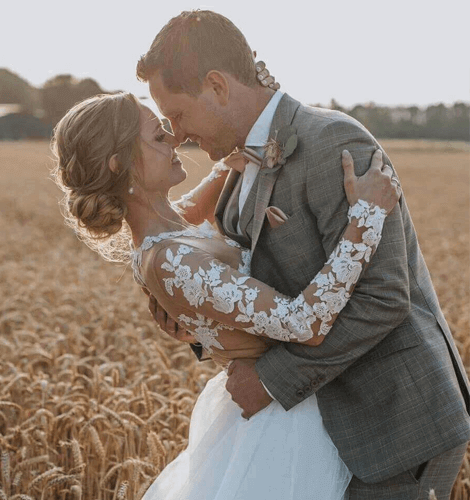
[169, 120, 187, 145]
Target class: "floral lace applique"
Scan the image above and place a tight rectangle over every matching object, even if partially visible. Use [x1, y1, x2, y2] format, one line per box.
[223, 236, 251, 275]
[156, 200, 387, 344]
[132, 221, 217, 287]
[175, 162, 230, 209]
[131, 221, 250, 351]
[177, 313, 231, 353]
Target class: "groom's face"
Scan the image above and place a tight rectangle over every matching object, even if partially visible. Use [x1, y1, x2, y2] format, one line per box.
[149, 73, 237, 161]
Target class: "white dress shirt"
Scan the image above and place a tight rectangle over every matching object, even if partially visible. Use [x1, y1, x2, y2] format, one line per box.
[237, 91, 284, 234]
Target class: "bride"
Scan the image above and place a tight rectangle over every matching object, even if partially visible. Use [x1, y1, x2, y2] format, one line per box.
[51, 91, 399, 500]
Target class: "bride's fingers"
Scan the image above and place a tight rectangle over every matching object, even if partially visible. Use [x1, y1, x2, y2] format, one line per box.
[382, 164, 394, 179]
[342, 150, 356, 189]
[369, 149, 384, 172]
[223, 151, 248, 173]
[255, 60, 266, 73]
[255, 60, 281, 90]
[257, 68, 269, 81]
[261, 75, 275, 87]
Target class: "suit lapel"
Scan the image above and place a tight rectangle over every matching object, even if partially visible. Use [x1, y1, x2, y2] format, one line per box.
[250, 168, 282, 252]
[249, 94, 301, 253]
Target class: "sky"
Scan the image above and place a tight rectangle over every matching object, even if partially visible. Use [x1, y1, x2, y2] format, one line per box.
[2, 0, 469, 111]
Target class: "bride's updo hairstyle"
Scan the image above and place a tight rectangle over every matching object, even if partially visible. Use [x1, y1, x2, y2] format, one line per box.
[51, 92, 141, 262]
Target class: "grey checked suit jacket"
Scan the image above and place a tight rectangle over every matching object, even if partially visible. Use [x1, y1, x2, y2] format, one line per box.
[214, 93, 470, 483]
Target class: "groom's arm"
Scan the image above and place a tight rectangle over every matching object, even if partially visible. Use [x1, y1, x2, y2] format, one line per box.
[256, 119, 411, 410]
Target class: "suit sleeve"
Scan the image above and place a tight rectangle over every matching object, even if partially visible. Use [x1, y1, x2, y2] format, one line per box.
[255, 118, 411, 410]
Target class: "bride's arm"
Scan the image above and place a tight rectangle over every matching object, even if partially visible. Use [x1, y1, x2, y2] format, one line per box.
[147, 150, 401, 347]
[172, 152, 251, 225]
[172, 162, 231, 225]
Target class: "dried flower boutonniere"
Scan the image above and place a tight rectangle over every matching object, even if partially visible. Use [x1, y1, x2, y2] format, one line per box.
[264, 125, 298, 169]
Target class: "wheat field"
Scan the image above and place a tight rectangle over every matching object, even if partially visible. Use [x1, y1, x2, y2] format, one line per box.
[0, 139, 469, 499]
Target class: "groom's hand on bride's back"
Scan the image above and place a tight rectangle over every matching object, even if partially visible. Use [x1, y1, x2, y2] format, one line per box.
[144, 289, 196, 343]
[226, 359, 273, 419]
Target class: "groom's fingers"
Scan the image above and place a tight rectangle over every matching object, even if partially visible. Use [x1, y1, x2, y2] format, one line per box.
[165, 316, 177, 334]
[148, 293, 196, 342]
[227, 359, 237, 376]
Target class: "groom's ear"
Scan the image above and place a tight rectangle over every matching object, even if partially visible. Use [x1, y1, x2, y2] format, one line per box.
[204, 71, 229, 106]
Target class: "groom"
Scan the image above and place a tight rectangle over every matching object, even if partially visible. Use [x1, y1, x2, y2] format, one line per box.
[138, 10, 470, 499]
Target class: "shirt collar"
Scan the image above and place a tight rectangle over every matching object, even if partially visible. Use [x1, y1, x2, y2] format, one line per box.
[245, 91, 284, 148]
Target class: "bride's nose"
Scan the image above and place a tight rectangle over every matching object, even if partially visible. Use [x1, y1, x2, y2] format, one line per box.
[164, 131, 180, 149]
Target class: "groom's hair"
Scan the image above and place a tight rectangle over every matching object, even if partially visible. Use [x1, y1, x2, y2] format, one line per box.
[136, 10, 258, 96]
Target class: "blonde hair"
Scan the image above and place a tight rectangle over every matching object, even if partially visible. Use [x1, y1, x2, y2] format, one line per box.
[136, 10, 258, 96]
[51, 93, 141, 262]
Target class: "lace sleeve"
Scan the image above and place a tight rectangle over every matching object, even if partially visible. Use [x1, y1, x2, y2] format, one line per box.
[149, 201, 387, 345]
[173, 162, 230, 225]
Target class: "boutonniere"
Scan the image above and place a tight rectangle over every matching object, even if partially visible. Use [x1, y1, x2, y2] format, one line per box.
[264, 125, 298, 169]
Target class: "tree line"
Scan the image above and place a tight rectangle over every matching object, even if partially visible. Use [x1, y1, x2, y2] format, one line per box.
[0, 68, 468, 141]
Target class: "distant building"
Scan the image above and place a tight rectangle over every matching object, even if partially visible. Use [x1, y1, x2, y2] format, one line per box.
[0, 104, 22, 118]
[0, 105, 52, 140]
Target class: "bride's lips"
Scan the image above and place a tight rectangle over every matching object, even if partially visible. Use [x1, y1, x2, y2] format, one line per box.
[171, 153, 182, 166]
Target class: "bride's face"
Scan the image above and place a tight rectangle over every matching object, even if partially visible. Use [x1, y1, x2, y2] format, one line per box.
[135, 105, 187, 193]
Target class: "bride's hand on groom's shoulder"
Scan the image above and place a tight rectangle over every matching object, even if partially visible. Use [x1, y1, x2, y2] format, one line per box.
[145, 290, 196, 343]
[255, 59, 281, 90]
[342, 149, 402, 214]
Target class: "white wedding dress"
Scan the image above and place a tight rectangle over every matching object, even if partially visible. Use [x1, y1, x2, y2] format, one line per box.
[134, 202, 387, 500]
[141, 370, 352, 500]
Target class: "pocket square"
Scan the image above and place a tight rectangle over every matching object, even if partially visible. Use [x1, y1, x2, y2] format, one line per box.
[265, 206, 289, 228]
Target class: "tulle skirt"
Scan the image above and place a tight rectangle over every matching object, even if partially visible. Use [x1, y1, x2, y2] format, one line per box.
[142, 371, 352, 500]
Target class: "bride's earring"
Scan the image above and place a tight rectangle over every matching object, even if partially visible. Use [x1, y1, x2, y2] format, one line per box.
[128, 186, 134, 195]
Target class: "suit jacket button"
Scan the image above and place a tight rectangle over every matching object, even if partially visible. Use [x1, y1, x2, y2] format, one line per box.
[296, 389, 305, 397]
[311, 379, 319, 388]
[318, 375, 325, 382]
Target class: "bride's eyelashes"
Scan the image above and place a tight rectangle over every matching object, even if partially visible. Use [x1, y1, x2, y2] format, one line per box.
[154, 125, 166, 142]
[155, 131, 166, 142]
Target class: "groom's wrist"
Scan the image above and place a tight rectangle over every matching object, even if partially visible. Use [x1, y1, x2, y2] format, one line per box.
[260, 380, 277, 401]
